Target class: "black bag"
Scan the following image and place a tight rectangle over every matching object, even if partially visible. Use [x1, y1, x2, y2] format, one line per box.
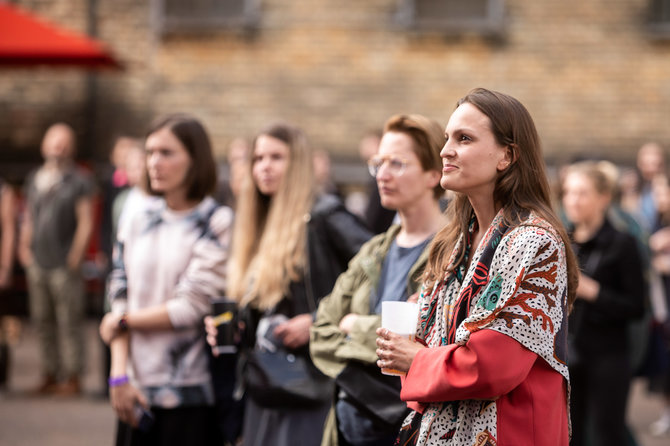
[245, 348, 334, 408]
[335, 361, 409, 429]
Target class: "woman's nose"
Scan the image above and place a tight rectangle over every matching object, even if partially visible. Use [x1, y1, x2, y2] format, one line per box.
[440, 141, 454, 158]
[376, 161, 392, 180]
[258, 158, 272, 172]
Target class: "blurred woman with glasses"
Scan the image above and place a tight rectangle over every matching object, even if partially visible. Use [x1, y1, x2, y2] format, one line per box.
[311, 114, 446, 446]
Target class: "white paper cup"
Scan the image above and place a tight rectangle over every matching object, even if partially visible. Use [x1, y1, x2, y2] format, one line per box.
[381, 301, 420, 376]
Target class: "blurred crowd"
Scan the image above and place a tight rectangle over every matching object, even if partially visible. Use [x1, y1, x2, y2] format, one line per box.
[0, 108, 669, 446]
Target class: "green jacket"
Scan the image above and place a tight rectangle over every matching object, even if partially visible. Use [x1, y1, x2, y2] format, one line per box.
[310, 225, 430, 446]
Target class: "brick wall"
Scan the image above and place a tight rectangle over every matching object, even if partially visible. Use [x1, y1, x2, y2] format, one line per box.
[2, 0, 670, 182]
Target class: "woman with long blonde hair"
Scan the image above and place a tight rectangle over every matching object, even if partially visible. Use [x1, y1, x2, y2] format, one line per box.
[376, 88, 578, 445]
[225, 122, 371, 446]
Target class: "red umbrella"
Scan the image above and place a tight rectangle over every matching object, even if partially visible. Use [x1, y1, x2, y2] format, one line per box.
[0, 2, 121, 68]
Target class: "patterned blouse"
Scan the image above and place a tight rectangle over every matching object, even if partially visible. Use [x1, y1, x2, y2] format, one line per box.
[400, 209, 570, 445]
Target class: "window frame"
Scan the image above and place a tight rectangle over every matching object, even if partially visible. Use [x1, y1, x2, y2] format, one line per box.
[648, 0, 670, 39]
[152, 0, 261, 36]
[395, 0, 505, 37]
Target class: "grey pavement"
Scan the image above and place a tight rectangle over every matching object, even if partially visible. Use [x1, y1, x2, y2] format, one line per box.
[0, 318, 115, 446]
[0, 318, 668, 445]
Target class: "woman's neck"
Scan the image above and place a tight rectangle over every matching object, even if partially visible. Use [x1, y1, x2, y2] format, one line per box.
[43, 158, 70, 171]
[572, 214, 605, 243]
[164, 190, 198, 212]
[470, 194, 500, 234]
[467, 193, 501, 255]
[397, 195, 446, 247]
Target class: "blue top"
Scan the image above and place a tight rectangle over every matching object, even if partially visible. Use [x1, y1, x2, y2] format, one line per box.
[370, 238, 431, 314]
[338, 236, 431, 445]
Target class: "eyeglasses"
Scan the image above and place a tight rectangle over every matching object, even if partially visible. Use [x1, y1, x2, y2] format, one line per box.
[367, 155, 409, 177]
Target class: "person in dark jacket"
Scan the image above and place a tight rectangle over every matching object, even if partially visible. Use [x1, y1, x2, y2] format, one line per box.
[562, 160, 646, 446]
[209, 122, 372, 446]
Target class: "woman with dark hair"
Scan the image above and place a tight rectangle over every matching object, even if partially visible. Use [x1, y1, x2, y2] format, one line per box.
[310, 114, 446, 446]
[375, 88, 578, 445]
[99, 114, 233, 445]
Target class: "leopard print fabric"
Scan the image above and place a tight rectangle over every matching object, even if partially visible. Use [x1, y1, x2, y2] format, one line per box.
[404, 210, 569, 445]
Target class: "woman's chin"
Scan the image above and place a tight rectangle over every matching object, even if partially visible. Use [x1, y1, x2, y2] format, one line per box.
[379, 199, 399, 212]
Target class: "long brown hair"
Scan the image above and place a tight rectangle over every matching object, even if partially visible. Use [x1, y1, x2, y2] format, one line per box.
[227, 122, 315, 310]
[425, 88, 578, 309]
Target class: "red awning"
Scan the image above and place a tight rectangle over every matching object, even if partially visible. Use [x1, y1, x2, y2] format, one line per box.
[0, 2, 121, 68]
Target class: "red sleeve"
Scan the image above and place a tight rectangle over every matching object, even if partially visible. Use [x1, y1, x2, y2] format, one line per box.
[401, 329, 538, 403]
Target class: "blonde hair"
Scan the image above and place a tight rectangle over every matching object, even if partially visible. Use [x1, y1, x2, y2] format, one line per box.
[228, 123, 315, 310]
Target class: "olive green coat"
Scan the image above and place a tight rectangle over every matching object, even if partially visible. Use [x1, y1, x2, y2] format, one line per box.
[309, 225, 430, 446]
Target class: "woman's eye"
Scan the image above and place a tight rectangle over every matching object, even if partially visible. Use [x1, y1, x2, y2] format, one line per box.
[389, 159, 403, 169]
[459, 134, 471, 142]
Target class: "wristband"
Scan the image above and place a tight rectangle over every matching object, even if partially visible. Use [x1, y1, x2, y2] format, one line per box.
[108, 375, 129, 387]
[118, 313, 129, 332]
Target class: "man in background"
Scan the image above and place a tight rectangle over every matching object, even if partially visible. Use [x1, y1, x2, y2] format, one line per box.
[18, 123, 94, 396]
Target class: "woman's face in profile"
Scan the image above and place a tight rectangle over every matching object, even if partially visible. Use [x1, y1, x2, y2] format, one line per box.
[252, 135, 290, 197]
[562, 172, 609, 225]
[440, 103, 510, 198]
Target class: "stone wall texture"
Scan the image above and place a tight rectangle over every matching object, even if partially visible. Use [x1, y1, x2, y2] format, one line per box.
[2, 0, 670, 181]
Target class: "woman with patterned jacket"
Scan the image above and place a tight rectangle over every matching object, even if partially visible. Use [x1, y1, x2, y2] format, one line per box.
[99, 114, 233, 446]
[310, 114, 446, 446]
[375, 88, 578, 445]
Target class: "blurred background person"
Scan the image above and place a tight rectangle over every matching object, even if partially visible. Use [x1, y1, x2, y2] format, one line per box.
[646, 175, 670, 437]
[635, 142, 666, 233]
[224, 122, 371, 446]
[215, 137, 251, 209]
[227, 137, 251, 204]
[359, 129, 397, 234]
[619, 166, 644, 222]
[18, 123, 94, 397]
[112, 140, 157, 238]
[310, 114, 445, 446]
[0, 179, 17, 291]
[99, 114, 233, 446]
[99, 136, 139, 278]
[562, 161, 646, 446]
[313, 149, 339, 197]
[0, 178, 18, 394]
[101, 137, 157, 397]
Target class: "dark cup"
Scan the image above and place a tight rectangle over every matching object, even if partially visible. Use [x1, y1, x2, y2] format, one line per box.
[211, 298, 238, 355]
